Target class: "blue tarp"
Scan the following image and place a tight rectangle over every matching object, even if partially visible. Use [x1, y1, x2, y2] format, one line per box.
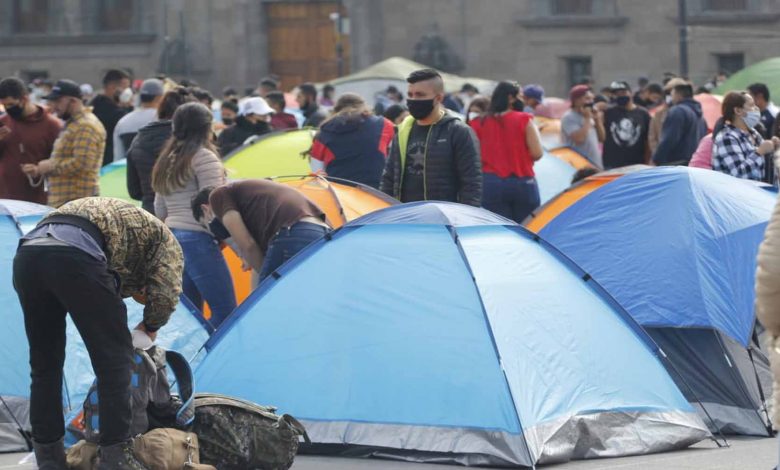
[539, 167, 777, 346]
[195, 202, 708, 467]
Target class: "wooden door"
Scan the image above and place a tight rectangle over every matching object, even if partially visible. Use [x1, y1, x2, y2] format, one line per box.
[265, 1, 351, 91]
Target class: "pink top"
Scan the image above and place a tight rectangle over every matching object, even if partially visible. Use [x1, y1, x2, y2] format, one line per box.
[689, 134, 713, 169]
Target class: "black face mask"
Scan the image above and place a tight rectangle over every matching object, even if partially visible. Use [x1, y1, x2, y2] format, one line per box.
[5, 103, 24, 120]
[208, 218, 231, 241]
[222, 117, 234, 126]
[616, 96, 631, 107]
[407, 98, 435, 120]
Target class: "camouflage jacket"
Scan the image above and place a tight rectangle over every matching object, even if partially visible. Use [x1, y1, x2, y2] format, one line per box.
[45, 197, 183, 329]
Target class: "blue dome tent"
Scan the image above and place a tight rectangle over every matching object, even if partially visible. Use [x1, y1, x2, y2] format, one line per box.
[539, 167, 777, 436]
[0, 199, 209, 452]
[195, 202, 710, 467]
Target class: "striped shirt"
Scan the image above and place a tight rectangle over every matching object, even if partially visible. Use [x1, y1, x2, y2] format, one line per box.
[47, 108, 106, 207]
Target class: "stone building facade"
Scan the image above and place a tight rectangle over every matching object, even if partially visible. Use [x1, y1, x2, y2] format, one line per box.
[1, 0, 779, 97]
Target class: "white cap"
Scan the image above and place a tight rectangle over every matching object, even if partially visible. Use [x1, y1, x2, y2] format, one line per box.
[239, 97, 274, 116]
[79, 83, 94, 96]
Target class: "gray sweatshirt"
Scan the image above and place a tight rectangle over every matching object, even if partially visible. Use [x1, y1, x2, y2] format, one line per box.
[154, 148, 226, 233]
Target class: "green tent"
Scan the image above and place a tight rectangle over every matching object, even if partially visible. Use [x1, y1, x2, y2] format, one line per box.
[327, 57, 495, 95]
[99, 159, 138, 205]
[224, 129, 314, 179]
[99, 129, 314, 204]
[715, 57, 780, 99]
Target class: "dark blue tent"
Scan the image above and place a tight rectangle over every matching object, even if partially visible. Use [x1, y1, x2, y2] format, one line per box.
[195, 202, 710, 467]
[539, 167, 777, 436]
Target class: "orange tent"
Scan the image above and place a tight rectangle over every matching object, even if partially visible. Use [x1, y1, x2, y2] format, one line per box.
[221, 176, 398, 307]
[548, 146, 595, 170]
[524, 165, 649, 233]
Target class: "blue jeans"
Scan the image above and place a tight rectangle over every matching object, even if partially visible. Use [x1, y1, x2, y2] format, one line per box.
[259, 222, 330, 281]
[172, 229, 236, 329]
[482, 173, 541, 224]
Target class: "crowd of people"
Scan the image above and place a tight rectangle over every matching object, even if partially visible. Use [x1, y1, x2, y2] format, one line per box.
[3, 65, 780, 468]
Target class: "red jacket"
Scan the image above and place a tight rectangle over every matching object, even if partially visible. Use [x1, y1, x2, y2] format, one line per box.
[0, 106, 62, 204]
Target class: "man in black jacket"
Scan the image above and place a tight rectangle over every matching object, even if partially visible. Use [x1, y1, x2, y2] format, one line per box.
[217, 97, 274, 156]
[297, 83, 328, 128]
[90, 69, 131, 166]
[380, 69, 481, 206]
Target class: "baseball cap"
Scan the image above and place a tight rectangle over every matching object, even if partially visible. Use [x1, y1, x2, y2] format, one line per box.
[139, 78, 164, 97]
[42, 79, 82, 100]
[609, 81, 631, 92]
[239, 97, 274, 116]
[523, 84, 545, 101]
[569, 84, 591, 103]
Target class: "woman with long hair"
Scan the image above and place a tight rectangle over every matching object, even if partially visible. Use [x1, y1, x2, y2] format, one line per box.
[152, 102, 236, 328]
[127, 86, 196, 213]
[712, 91, 779, 181]
[309, 93, 395, 188]
[470, 81, 544, 223]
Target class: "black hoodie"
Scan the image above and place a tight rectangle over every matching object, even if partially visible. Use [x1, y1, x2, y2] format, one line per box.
[126, 120, 172, 213]
[652, 98, 707, 165]
[217, 116, 271, 157]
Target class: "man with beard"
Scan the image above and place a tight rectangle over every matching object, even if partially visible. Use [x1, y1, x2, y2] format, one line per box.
[90, 69, 131, 166]
[217, 97, 274, 156]
[0, 77, 62, 204]
[297, 83, 328, 128]
[21, 80, 106, 207]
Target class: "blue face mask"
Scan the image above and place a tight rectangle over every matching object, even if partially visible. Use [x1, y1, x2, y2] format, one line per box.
[743, 110, 761, 129]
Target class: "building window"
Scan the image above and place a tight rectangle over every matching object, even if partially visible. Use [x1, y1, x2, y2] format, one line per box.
[12, 0, 49, 33]
[551, 0, 594, 15]
[98, 0, 136, 32]
[566, 57, 592, 88]
[715, 53, 745, 75]
[703, 0, 748, 11]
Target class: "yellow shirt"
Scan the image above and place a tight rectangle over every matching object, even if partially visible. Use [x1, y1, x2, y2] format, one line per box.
[47, 108, 106, 207]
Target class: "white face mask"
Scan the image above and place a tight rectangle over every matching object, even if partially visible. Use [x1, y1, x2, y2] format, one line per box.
[468, 111, 480, 121]
[119, 87, 133, 104]
[665, 95, 673, 105]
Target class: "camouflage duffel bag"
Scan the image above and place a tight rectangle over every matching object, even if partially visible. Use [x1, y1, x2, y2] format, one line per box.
[192, 393, 309, 470]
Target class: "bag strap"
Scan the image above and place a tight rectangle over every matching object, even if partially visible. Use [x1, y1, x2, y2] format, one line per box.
[165, 350, 196, 426]
[282, 414, 310, 443]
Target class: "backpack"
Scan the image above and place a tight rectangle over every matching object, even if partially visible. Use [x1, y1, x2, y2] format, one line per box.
[68, 346, 195, 442]
[191, 393, 309, 470]
[66, 428, 216, 470]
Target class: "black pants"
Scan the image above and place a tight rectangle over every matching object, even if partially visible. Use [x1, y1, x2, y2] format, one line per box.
[13, 245, 133, 445]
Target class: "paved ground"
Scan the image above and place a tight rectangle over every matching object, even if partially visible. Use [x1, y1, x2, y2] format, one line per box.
[0, 437, 775, 469]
